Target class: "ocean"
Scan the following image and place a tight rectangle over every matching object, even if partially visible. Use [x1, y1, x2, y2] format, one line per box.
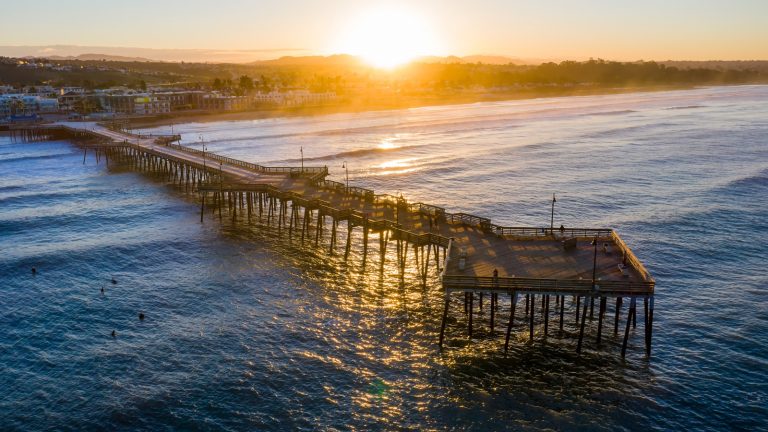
[1, 85, 766, 430]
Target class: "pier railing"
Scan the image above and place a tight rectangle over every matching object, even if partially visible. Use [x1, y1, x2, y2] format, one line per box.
[54, 123, 655, 287]
[439, 238, 453, 281]
[408, 202, 446, 217]
[446, 212, 492, 229]
[159, 141, 329, 179]
[442, 274, 654, 295]
[610, 231, 654, 282]
[491, 226, 613, 239]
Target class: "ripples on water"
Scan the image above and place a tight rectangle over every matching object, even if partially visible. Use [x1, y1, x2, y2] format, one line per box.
[2, 86, 767, 430]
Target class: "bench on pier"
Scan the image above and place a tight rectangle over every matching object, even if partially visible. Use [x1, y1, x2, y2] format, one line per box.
[617, 263, 629, 277]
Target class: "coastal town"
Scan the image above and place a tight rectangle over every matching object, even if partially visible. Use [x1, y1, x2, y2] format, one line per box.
[0, 70, 337, 122]
[3, 54, 766, 124]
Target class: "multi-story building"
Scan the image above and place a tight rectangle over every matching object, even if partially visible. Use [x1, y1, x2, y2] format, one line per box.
[283, 90, 337, 106]
[154, 91, 205, 110]
[0, 94, 59, 117]
[252, 91, 285, 105]
[133, 96, 170, 115]
[21, 85, 56, 96]
[200, 94, 252, 111]
[96, 94, 136, 114]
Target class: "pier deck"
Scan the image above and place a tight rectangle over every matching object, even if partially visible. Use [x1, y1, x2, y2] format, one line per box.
[12, 122, 655, 358]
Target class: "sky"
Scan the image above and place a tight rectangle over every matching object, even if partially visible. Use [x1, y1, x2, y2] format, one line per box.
[1, 0, 766, 62]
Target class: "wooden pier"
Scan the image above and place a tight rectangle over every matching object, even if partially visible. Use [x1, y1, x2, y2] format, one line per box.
[9, 123, 655, 359]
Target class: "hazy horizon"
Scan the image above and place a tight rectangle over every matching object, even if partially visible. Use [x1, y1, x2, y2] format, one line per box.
[2, 44, 767, 65]
[2, 0, 767, 66]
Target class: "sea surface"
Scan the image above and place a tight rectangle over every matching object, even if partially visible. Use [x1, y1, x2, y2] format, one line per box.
[1, 85, 767, 431]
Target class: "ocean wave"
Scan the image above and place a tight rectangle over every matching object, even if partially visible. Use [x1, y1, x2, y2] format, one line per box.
[586, 110, 637, 116]
[185, 131, 321, 146]
[720, 168, 768, 190]
[280, 144, 426, 163]
[0, 152, 74, 164]
[665, 105, 705, 110]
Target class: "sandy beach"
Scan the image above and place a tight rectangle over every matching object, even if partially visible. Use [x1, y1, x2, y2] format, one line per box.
[129, 84, 695, 128]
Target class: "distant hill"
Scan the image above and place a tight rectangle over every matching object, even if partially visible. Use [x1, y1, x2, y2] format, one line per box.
[417, 55, 517, 65]
[252, 54, 365, 67]
[0, 45, 308, 63]
[660, 60, 768, 72]
[40, 53, 156, 62]
[251, 54, 542, 67]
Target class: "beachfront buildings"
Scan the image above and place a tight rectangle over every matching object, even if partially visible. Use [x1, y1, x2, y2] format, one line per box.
[133, 96, 171, 115]
[0, 94, 59, 117]
[0, 82, 338, 119]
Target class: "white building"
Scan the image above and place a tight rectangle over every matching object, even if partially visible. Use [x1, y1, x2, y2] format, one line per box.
[283, 90, 337, 106]
[23, 85, 56, 95]
[0, 94, 59, 116]
[253, 91, 285, 104]
[59, 87, 86, 96]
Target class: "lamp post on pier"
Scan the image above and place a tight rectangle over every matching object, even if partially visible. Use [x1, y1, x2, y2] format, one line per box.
[300, 146, 304, 173]
[219, 161, 223, 193]
[342, 161, 349, 191]
[550, 193, 557, 234]
[200, 135, 206, 170]
[591, 235, 599, 289]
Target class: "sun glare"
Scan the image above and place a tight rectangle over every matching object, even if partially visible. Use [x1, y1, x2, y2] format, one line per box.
[335, 7, 440, 69]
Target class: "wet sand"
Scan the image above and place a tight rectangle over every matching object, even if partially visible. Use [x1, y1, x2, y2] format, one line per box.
[130, 84, 695, 128]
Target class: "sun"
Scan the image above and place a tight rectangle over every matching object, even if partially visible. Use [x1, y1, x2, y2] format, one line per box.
[334, 7, 441, 69]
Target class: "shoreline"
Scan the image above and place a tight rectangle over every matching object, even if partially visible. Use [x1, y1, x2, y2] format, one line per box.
[129, 84, 701, 128]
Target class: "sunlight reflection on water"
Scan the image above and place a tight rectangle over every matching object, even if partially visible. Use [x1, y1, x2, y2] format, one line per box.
[2, 86, 767, 430]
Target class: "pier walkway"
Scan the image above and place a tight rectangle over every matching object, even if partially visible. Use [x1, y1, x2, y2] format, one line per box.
[11, 122, 655, 359]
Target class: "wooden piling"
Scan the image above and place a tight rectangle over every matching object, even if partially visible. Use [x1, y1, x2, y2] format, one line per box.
[439, 296, 450, 349]
[544, 295, 550, 337]
[596, 296, 606, 344]
[645, 296, 654, 357]
[529, 294, 535, 342]
[504, 292, 518, 353]
[576, 295, 590, 353]
[468, 292, 474, 339]
[622, 297, 637, 358]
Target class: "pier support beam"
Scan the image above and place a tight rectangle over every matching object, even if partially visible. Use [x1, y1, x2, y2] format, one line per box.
[596, 296, 607, 344]
[329, 220, 337, 255]
[468, 292, 474, 339]
[529, 294, 535, 342]
[577, 295, 590, 354]
[344, 223, 353, 260]
[645, 296, 654, 357]
[200, 192, 205, 223]
[504, 292, 518, 353]
[575, 296, 581, 325]
[622, 297, 637, 358]
[439, 296, 450, 349]
[490, 293, 497, 335]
